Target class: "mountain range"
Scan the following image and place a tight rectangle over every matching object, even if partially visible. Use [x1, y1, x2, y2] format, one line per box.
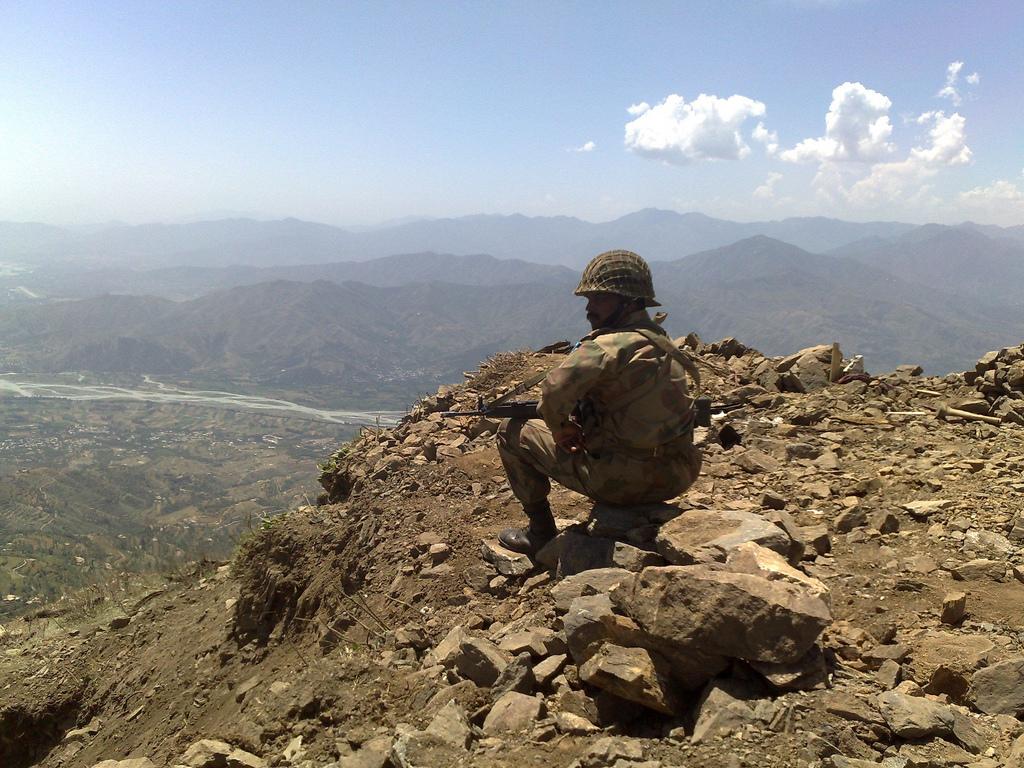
[3, 223, 1023, 405]
[11, 209, 1024, 270]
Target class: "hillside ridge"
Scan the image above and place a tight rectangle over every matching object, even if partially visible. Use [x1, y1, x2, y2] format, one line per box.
[6, 336, 1024, 767]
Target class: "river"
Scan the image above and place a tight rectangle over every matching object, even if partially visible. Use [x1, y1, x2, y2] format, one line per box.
[0, 375, 402, 426]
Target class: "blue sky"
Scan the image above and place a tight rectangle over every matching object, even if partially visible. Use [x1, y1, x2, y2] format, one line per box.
[2, 0, 1022, 226]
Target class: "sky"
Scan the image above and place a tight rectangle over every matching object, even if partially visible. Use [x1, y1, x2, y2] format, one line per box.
[2, 0, 1023, 227]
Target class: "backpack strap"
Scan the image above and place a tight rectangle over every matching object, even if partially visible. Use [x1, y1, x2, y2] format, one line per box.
[633, 328, 702, 399]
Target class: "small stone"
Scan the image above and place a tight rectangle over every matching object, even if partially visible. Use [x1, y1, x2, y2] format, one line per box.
[497, 628, 558, 657]
[532, 654, 567, 688]
[834, 507, 867, 533]
[870, 511, 900, 534]
[691, 679, 759, 743]
[454, 638, 511, 687]
[963, 530, 1013, 558]
[480, 540, 533, 577]
[482, 692, 544, 734]
[553, 711, 599, 735]
[901, 500, 953, 520]
[940, 592, 967, 625]
[655, 508, 794, 564]
[491, 652, 535, 696]
[428, 543, 451, 565]
[550, 568, 633, 612]
[799, 524, 832, 557]
[876, 659, 902, 689]
[425, 626, 469, 668]
[108, 616, 131, 630]
[424, 701, 472, 749]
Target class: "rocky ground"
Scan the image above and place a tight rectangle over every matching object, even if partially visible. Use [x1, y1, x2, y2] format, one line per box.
[5, 338, 1024, 768]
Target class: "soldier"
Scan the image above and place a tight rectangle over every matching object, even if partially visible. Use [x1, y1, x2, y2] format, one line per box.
[496, 249, 702, 554]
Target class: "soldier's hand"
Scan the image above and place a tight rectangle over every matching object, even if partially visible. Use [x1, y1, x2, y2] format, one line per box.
[554, 424, 585, 454]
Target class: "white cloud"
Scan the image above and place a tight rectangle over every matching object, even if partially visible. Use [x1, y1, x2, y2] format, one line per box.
[846, 110, 971, 204]
[624, 93, 767, 165]
[627, 102, 650, 116]
[571, 141, 596, 153]
[958, 178, 1024, 225]
[960, 179, 1024, 203]
[752, 122, 779, 156]
[937, 60, 978, 105]
[780, 82, 894, 163]
[910, 111, 971, 166]
[753, 172, 783, 200]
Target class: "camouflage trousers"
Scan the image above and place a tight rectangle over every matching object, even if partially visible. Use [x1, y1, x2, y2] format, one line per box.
[496, 418, 701, 508]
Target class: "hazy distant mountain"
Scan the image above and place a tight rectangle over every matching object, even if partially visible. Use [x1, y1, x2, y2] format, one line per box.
[831, 226, 1024, 307]
[4, 238, 1024, 394]
[14, 252, 577, 301]
[1, 210, 936, 270]
[652, 236, 1024, 373]
[0, 222, 72, 256]
[0, 280, 585, 401]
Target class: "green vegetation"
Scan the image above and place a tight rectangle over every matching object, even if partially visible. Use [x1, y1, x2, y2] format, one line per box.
[0, 395, 356, 618]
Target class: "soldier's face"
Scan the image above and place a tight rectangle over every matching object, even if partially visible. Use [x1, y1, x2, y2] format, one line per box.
[585, 292, 623, 329]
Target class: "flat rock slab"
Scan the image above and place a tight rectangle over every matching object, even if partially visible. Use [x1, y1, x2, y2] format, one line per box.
[551, 568, 633, 612]
[424, 701, 472, 749]
[480, 539, 533, 576]
[454, 637, 511, 687]
[902, 500, 954, 519]
[497, 627, 561, 657]
[691, 679, 761, 743]
[971, 658, 1024, 716]
[953, 559, 1008, 582]
[906, 631, 993, 701]
[579, 643, 681, 715]
[876, 690, 986, 753]
[390, 726, 467, 768]
[611, 564, 831, 665]
[655, 509, 793, 565]
[482, 691, 544, 734]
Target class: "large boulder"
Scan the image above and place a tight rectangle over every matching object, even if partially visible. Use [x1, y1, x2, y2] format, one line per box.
[562, 593, 727, 689]
[655, 509, 794, 566]
[610, 563, 831, 665]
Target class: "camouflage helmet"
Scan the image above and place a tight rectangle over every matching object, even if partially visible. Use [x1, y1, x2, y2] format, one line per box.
[574, 249, 660, 307]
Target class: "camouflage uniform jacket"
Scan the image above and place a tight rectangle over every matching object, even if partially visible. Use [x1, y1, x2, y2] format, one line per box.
[538, 309, 695, 455]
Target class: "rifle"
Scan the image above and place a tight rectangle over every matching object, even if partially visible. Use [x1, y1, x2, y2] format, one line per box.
[441, 398, 540, 420]
[443, 396, 747, 424]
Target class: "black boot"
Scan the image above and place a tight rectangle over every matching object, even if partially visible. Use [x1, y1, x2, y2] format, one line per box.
[498, 502, 556, 555]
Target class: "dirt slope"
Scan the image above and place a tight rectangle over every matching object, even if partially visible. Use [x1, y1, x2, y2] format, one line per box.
[5, 340, 1024, 768]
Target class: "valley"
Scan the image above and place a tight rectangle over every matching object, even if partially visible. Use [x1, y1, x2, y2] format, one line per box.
[0, 393, 362, 618]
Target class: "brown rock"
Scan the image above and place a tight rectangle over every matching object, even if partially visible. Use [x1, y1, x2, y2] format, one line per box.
[579, 644, 681, 715]
[611, 564, 831, 665]
[550, 568, 633, 611]
[481, 692, 544, 734]
[940, 591, 967, 625]
[480, 540, 533, 577]
[454, 638, 511, 687]
[971, 658, 1024, 716]
[655, 509, 794, 565]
